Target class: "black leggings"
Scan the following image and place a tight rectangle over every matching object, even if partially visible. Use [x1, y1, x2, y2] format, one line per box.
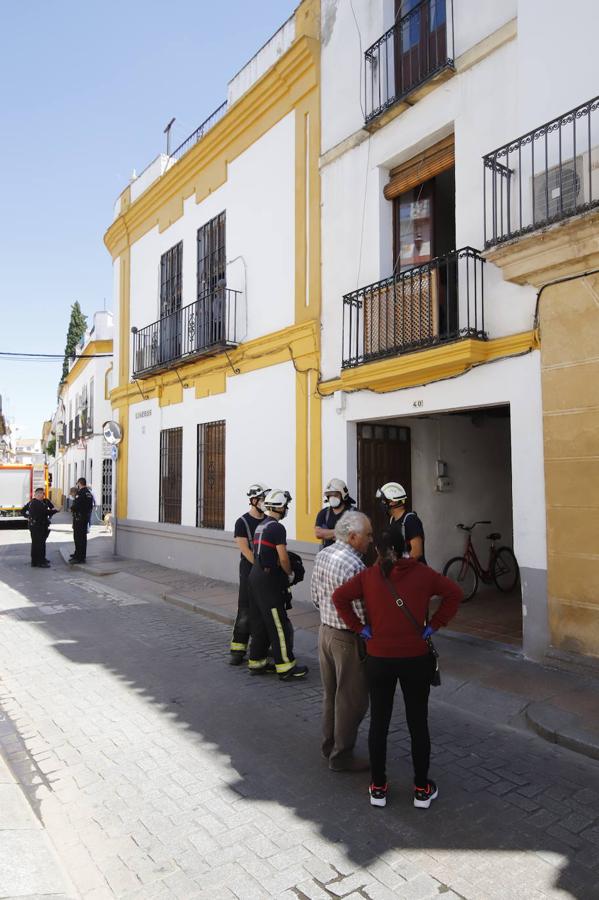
[366, 654, 431, 787]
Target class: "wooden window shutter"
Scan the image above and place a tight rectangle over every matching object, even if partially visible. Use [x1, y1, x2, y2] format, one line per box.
[384, 134, 455, 201]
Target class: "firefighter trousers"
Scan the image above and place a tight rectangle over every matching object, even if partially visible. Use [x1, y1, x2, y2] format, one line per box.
[248, 566, 296, 674]
[230, 558, 253, 654]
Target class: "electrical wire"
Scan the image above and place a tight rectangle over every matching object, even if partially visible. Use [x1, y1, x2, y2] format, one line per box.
[0, 351, 113, 360]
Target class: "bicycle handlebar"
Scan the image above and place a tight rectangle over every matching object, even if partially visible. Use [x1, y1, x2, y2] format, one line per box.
[456, 520, 492, 532]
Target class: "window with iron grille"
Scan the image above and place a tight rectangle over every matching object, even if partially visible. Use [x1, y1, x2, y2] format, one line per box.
[196, 420, 225, 529]
[160, 242, 183, 317]
[101, 459, 113, 516]
[197, 212, 226, 296]
[159, 427, 183, 524]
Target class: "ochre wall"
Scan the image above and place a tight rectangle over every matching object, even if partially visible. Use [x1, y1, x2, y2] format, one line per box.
[541, 274, 599, 658]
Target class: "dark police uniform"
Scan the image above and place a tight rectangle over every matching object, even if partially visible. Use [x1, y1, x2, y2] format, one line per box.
[21, 497, 56, 566]
[314, 501, 354, 549]
[71, 486, 94, 562]
[230, 511, 264, 658]
[248, 516, 297, 675]
[389, 510, 426, 563]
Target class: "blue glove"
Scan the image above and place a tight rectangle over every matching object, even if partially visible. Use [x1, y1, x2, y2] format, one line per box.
[360, 625, 372, 640]
[422, 625, 435, 640]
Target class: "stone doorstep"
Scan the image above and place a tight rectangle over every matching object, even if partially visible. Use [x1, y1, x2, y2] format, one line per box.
[57, 546, 599, 765]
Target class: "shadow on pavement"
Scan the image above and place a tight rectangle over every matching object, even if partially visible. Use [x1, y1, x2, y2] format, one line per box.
[0, 530, 598, 899]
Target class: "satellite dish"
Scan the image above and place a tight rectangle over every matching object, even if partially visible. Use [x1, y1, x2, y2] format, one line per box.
[103, 420, 123, 445]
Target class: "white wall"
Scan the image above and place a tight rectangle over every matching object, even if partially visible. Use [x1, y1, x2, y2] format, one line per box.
[126, 361, 298, 536]
[128, 112, 295, 361]
[320, 16, 538, 383]
[321, 351, 547, 572]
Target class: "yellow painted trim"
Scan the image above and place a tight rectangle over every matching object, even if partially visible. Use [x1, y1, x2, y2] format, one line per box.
[104, 363, 113, 401]
[118, 249, 131, 389]
[104, 34, 318, 259]
[319, 331, 537, 396]
[61, 340, 113, 387]
[109, 320, 319, 408]
[484, 207, 599, 287]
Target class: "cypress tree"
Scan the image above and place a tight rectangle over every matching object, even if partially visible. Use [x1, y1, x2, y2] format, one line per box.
[61, 302, 88, 382]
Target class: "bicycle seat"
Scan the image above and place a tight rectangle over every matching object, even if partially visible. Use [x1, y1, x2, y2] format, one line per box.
[487, 532, 501, 541]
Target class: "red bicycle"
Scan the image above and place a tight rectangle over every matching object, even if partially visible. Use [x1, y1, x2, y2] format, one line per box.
[442, 521, 519, 602]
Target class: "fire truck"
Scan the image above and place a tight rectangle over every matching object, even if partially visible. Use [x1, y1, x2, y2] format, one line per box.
[0, 464, 49, 519]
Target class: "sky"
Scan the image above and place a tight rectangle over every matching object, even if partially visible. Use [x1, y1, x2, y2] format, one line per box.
[0, 0, 296, 437]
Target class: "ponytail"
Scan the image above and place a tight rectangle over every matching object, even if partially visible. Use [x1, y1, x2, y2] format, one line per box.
[375, 529, 405, 577]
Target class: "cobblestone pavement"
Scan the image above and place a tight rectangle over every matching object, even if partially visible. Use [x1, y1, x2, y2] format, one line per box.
[0, 528, 599, 900]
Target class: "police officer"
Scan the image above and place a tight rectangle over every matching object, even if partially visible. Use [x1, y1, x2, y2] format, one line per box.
[70, 477, 94, 564]
[22, 488, 57, 568]
[376, 481, 427, 563]
[248, 489, 309, 681]
[229, 483, 269, 665]
[314, 478, 356, 549]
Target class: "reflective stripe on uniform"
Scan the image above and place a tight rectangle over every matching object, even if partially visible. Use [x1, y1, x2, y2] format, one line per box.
[230, 641, 247, 652]
[248, 658, 268, 669]
[270, 607, 290, 665]
[275, 660, 295, 674]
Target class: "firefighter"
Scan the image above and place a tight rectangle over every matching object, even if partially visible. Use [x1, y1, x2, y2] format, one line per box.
[229, 483, 269, 665]
[376, 482, 427, 563]
[248, 489, 309, 681]
[22, 488, 57, 568]
[70, 477, 94, 564]
[314, 478, 356, 548]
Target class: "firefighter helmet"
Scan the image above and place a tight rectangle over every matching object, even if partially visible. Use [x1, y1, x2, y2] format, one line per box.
[263, 489, 292, 512]
[376, 482, 407, 505]
[323, 478, 350, 502]
[247, 483, 269, 500]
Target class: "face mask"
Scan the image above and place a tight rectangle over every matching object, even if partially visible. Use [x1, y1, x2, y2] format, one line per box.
[328, 496, 342, 509]
[257, 500, 265, 512]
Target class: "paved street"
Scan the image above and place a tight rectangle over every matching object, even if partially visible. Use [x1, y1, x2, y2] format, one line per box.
[0, 525, 599, 900]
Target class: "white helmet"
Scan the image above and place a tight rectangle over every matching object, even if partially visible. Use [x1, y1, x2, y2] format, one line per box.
[323, 478, 350, 503]
[263, 488, 292, 513]
[247, 483, 269, 500]
[376, 482, 407, 505]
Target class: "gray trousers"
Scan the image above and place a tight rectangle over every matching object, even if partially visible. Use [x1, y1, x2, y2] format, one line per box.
[319, 624, 369, 764]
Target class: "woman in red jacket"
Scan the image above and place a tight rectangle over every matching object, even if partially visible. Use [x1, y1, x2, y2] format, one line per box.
[332, 531, 462, 810]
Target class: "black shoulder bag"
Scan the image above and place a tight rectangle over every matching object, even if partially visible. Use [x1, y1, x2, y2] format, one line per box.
[381, 569, 441, 687]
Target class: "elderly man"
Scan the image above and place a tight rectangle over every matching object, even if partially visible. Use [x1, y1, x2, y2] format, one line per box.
[311, 510, 373, 772]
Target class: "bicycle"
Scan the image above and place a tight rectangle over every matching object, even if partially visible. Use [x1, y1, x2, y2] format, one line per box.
[442, 521, 519, 602]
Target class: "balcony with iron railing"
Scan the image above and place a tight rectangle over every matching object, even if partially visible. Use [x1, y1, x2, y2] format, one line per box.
[483, 95, 599, 248]
[74, 415, 81, 442]
[133, 286, 242, 378]
[342, 247, 486, 369]
[364, 0, 454, 125]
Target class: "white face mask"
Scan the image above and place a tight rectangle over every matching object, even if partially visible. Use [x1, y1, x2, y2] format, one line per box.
[257, 500, 265, 512]
[328, 495, 342, 509]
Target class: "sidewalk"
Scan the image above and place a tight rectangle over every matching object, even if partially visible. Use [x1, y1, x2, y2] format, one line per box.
[59, 530, 599, 764]
[0, 741, 76, 898]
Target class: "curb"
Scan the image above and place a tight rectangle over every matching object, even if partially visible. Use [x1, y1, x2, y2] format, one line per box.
[525, 702, 599, 762]
[163, 592, 236, 627]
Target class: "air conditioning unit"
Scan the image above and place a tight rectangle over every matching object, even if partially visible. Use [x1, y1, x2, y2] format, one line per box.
[532, 147, 599, 224]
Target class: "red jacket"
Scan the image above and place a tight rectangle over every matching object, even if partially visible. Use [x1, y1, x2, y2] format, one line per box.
[332, 559, 462, 658]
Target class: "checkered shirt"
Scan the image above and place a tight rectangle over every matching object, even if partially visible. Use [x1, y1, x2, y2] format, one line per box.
[311, 540, 366, 630]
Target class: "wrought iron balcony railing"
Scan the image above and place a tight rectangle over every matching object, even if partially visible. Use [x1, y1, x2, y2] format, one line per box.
[364, 0, 453, 124]
[133, 286, 241, 378]
[171, 101, 228, 162]
[74, 415, 81, 441]
[484, 95, 599, 248]
[342, 247, 486, 369]
[68, 421, 74, 444]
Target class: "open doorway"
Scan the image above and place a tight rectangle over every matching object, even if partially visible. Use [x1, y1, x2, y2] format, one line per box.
[355, 404, 522, 647]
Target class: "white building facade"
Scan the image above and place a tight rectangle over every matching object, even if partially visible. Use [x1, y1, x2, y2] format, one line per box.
[316, 0, 598, 661]
[50, 311, 114, 515]
[104, 1, 322, 589]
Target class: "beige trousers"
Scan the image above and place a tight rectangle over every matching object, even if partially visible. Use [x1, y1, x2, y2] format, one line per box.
[319, 624, 369, 765]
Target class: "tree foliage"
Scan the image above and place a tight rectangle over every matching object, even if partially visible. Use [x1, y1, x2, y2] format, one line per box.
[46, 437, 56, 457]
[61, 302, 87, 382]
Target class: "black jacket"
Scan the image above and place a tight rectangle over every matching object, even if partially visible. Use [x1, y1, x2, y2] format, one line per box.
[71, 487, 94, 521]
[22, 498, 56, 528]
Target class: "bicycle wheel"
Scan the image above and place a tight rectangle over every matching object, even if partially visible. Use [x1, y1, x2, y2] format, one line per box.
[492, 547, 520, 592]
[443, 556, 479, 602]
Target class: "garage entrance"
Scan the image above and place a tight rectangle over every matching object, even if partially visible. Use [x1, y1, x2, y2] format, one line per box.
[355, 404, 522, 647]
